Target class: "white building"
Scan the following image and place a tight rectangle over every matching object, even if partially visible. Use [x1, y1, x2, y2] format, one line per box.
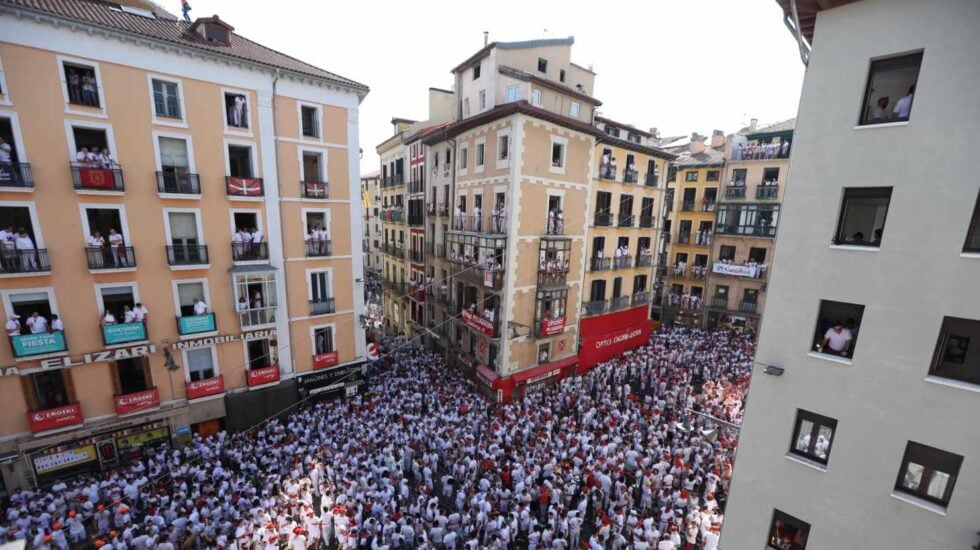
[722, 0, 980, 548]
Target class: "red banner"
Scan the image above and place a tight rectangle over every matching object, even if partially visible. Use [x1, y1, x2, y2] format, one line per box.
[579, 305, 651, 370]
[539, 316, 567, 337]
[186, 376, 225, 400]
[313, 351, 339, 369]
[27, 403, 83, 433]
[78, 167, 117, 189]
[226, 177, 263, 197]
[113, 388, 160, 415]
[462, 309, 495, 338]
[247, 365, 280, 387]
[304, 181, 327, 198]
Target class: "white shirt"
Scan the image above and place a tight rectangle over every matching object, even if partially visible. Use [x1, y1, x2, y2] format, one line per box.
[14, 235, 34, 250]
[5, 319, 20, 335]
[823, 327, 853, 352]
[103, 313, 116, 325]
[124, 310, 137, 323]
[27, 315, 47, 334]
[51, 318, 64, 331]
[109, 233, 123, 246]
[134, 305, 149, 321]
[87, 235, 104, 247]
[894, 93, 914, 119]
[193, 301, 208, 315]
[251, 231, 263, 243]
[0, 143, 11, 163]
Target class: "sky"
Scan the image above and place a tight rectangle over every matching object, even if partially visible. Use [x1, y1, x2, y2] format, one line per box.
[174, 0, 805, 172]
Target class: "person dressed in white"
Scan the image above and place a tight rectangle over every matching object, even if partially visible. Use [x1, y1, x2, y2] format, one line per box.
[123, 305, 137, 324]
[232, 95, 247, 127]
[192, 298, 208, 316]
[133, 303, 149, 323]
[818, 321, 853, 357]
[108, 229, 126, 266]
[26, 312, 48, 334]
[50, 315, 64, 332]
[101, 310, 117, 326]
[472, 205, 482, 232]
[5, 315, 20, 336]
[250, 227, 263, 258]
[232, 228, 246, 260]
[893, 85, 915, 120]
[14, 229, 37, 271]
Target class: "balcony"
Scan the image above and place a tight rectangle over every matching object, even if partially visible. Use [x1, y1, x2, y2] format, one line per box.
[71, 163, 124, 192]
[9, 330, 67, 358]
[582, 299, 608, 317]
[636, 254, 653, 268]
[594, 211, 613, 227]
[382, 174, 405, 188]
[186, 375, 224, 400]
[302, 119, 320, 138]
[237, 305, 276, 329]
[677, 232, 692, 245]
[672, 265, 687, 278]
[618, 215, 634, 228]
[300, 180, 329, 199]
[156, 172, 200, 195]
[756, 185, 779, 200]
[632, 291, 651, 306]
[310, 297, 336, 316]
[452, 264, 504, 290]
[715, 224, 777, 238]
[664, 294, 704, 310]
[381, 242, 404, 259]
[680, 201, 695, 212]
[537, 268, 569, 289]
[598, 165, 617, 180]
[383, 210, 405, 224]
[436, 243, 447, 259]
[712, 261, 768, 279]
[589, 257, 612, 272]
[700, 201, 717, 213]
[408, 179, 425, 194]
[662, 232, 672, 244]
[437, 203, 449, 217]
[732, 143, 791, 161]
[452, 214, 507, 235]
[166, 244, 209, 266]
[691, 265, 707, 280]
[176, 313, 216, 335]
[639, 215, 656, 229]
[1, 249, 51, 274]
[739, 301, 759, 313]
[101, 321, 147, 346]
[232, 242, 268, 262]
[85, 245, 136, 270]
[534, 314, 567, 339]
[26, 402, 82, 433]
[623, 169, 638, 184]
[410, 249, 424, 263]
[645, 172, 658, 187]
[613, 255, 633, 270]
[0, 163, 33, 189]
[461, 309, 500, 339]
[225, 176, 264, 198]
[710, 297, 729, 309]
[725, 186, 746, 199]
[305, 240, 333, 257]
[694, 232, 712, 247]
[609, 295, 631, 311]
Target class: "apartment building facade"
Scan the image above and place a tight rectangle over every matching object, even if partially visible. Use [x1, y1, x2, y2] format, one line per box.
[360, 171, 381, 275]
[0, 0, 367, 491]
[705, 120, 793, 332]
[722, 0, 980, 548]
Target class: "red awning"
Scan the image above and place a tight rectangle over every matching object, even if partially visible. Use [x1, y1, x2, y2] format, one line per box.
[511, 355, 579, 384]
[476, 364, 499, 385]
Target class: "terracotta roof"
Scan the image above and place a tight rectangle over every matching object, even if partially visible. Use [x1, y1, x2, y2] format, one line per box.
[774, 0, 860, 44]
[595, 116, 653, 138]
[2, 0, 368, 92]
[597, 134, 676, 161]
[422, 100, 603, 145]
[674, 147, 726, 168]
[498, 65, 601, 106]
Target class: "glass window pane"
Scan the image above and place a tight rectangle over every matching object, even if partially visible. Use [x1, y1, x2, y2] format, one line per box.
[902, 462, 924, 492]
[795, 420, 814, 453]
[815, 425, 833, 459]
[926, 470, 950, 500]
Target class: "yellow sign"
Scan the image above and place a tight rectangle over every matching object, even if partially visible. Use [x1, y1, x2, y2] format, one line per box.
[34, 445, 97, 474]
[116, 427, 169, 450]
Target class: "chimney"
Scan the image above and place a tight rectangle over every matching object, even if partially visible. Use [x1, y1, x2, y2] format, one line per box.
[689, 133, 705, 155]
[711, 130, 725, 148]
[649, 127, 659, 139]
[749, 118, 758, 132]
[483, 31, 489, 46]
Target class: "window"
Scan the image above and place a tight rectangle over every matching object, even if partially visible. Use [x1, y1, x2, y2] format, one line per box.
[459, 147, 468, 170]
[895, 441, 963, 507]
[605, 126, 620, 138]
[551, 142, 565, 169]
[478, 90, 486, 110]
[227, 144, 254, 178]
[314, 325, 334, 354]
[537, 58, 548, 74]
[763, 167, 780, 183]
[964, 191, 980, 253]
[766, 510, 810, 550]
[531, 89, 542, 107]
[731, 168, 747, 185]
[719, 245, 736, 261]
[859, 51, 923, 125]
[498, 135, 509, 160]
[685, 171, 698, 182]
[114, 357, 150, 395]
[559, 69, 566, 83]
[706, 170, 720, 182]
[246, 337, 277, 372]
[472, 63, 481, 80]
[233, 271, 278, 328]
[224, 92, 249, 129]
[27, 371, 72, 411]
[833, 187, 891, 246]
[152, 79, 181, 119]
[176, 281, 207, 318]
[929, 316, 980, 386]
[185, 348, 215, 381]
[301, 105, 319, 138]
[63, 62, 101, 108]
[812, 300, 865, 359]
[570, 102, 580, 118]
[506, 85, 521, 103]
[476, 143, 485, 167]
[790, 409, 837, 465]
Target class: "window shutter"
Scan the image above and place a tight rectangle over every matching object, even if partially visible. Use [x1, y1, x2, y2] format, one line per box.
[20, 376, 37, 411]
[110, 362, 122, 395]
[62, 369, 77, 403]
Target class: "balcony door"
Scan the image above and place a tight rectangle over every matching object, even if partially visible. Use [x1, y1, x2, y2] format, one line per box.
[303, 152, 323, 182]
[228, 145, 253, 178]
[99, 285, 135, 321]
[310, 271, 331, 303]
[9, 291, 54, 328]
[168, 212, 200, 249]
[590, 279, 606, 302]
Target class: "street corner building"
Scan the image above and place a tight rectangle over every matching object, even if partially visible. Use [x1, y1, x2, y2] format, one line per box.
[0, 0, 369, 491]
[373, 37, 677, 401]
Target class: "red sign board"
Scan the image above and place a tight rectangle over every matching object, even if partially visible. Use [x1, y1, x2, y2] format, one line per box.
[27, 403, 83, 433]
[539, 316, 567, 337]
[462, 309, 495, 338]
[247, 365, 280, 387]
[313, 351, 339, 369]
[186, 376, 225, 400]
[78, 167, 117, 189]
[226, 177, 263, 197]
[113, 388, 160, 415]
[579, 305, 651, 371]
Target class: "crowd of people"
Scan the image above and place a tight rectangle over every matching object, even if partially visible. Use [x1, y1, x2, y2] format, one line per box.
[0, 327, 754, 549]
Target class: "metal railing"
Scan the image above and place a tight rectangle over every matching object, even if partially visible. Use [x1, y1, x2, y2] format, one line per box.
[452, 265, 504, 290]
[237, 306, 276, 328]
[732, 144, 791, 160]
[700, 201, 717, 212]
[715, 224, 777, 238]
[639, 215, 655, 229]
[618, 215, 634, 228]
[305, 240, 333, 257]
[0, 249, 50, 273]
[582, 300, 608, 316]
[451, 214, 507, 234]
[537, 268, 569, 288]
[0, 163, 33, 188]
[636, 254, 654, 268]
[300, 180, 329, 199]
[756, 185, 779, 200]
[645, 172, 658, 187]
[310, 297, 335, 316]
[613, 255, 633, 270]
[598, 165, 617, 180]
[156, 172, 200, 195]
[232, 242, 268, 261]
[594, 211, 613, 227]
[590, 257, 612, 271]
[382, 174, 405, 187]
[624, 169, 638, 183]
[677, 232, 692, 244]
[408, 180, 425, 194]
[681, 201, 695, 212]
[381, 243, 404, 259]
[86, 246, 135, 269]
[302, 118, 320, 138]
[610, 295, 631, 311]
[410, 249, 424, 263]
[71, 163, 124, 191]
[382, 210, 405, 223]
[739, 301, 759, 313]
[725, 186, 746, 199]
[166, 244, 209, 266]
[632, 291, 651, 306]
[690, 265, 707, 280]
[711, 297, 729, 309]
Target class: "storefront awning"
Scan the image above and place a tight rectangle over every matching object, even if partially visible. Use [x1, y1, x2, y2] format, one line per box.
[227, 264, 278, 273]
[511, 355, 578, 384]
[476, 364, 499, 384]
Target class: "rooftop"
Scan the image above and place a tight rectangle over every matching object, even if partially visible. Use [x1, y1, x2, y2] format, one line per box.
[451, 36, 576, 73]
[673, 146, 726, 168]
[1, 0, 368, 93]
[774, 0, 859, 44]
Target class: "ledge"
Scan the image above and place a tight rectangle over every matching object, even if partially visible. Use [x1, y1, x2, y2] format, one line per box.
[89, 267, 137, 275]
[0, 187, 34, 193]
[784, 453, 828, 472]
[923, 375, 980, 395]
[806, 351, 853, 366]
[853, 121, 910, 130]
[157, 193, 201, 200]
[889, 492, 947, 516]
[0, 271, 51, 279]
[829, 244, 880, 252]
[169, 264, 210, 271]
[959, 252, 980, 260]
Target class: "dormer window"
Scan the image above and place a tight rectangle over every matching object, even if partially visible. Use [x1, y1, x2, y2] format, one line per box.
[189, 16, 234, 46]
[204, 24, 229, 44]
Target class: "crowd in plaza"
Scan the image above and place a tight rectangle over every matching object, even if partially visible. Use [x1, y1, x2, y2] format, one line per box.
[0, 327, 754, 549]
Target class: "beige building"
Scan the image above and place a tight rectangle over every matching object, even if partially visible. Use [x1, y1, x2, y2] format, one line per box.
[0, 0, 367, 490]
[360, 170, 382, 276]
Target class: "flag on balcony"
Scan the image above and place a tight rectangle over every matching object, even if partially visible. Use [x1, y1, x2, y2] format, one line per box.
[363, 189, 371, 209]
[227, 177, 262, 196]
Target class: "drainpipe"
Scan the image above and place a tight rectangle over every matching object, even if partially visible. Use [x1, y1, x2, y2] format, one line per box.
[271, 69, 296, 374]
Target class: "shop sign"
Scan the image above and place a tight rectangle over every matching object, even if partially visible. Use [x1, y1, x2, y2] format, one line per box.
[539, 316, 566, 337]
[33, 444, 97, 474]
[186, 376, 225, 400]
[113, 388, 160, 415]
[298, 361, 367, 398]
[579, 305, 652, 370]
[11, 331, 67, 358]
[313, 351, 339, 369]
[171, 329, 276, 351]
[246, 365, 280, 386]
[461, 309, 495, 338]
[0, 343, 157, 377]
[116, 427, 170, 450]
[102, 323, 147, 345]
[27, 403, 84, 433]
[526, 369, 560, 385]
[177, 313, 216, 335]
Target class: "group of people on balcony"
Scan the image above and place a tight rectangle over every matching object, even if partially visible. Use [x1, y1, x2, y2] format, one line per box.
[732, 140, 790, 160]
[546, 209, 564, 235]
[716, 257, 768, 279]
[0, 225, 39, 272]
[539, 256, 570, 274]
[695, 229, 712, 246]
[5, 311, 63, 336]
[599, 152, 639, 180]
[100, 303, 148, 326]
[86, 229, 129, 268]
[667, 291, 704, 310]
[382, 204, 404, 221]
[74, 147, 116, 169]
[449, 250, 503, 273]
[66, 69, 100, 107]
[231, 227, 264, 260]
[614, 244, 632, 268]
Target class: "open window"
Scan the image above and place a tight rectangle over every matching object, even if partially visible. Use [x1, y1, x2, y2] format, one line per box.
[98, 284, 147, 345]
[246, 335, 278, 371]
[894, 441, 962, 508]
[157, 135, 197, 194]
[23, 370, 74, 412]
[928, 316, 980, 386]
[63, 61, 101, 108]
[113, 357, 151, 396]
[790, 409, 837, 465]
[70, 126, 122, 191]
[301, 151, 327, 198]
[175, 279, 215, 335]
[0, 116, 30, 187]
[0, 204, 47, 273]
[812, 300, 865, 359]
[228, 144, 254, 178]
[304, 211, 331, 256]
[6, 290, 66, 358]
[224, 91, 249, 129]
[83, 206, 133, 269]
[550, 140, 565, 169]
[859, 52, 923, 125]
[719, 245, 736, 262]
[300, 105, 320, 138]
[185, 347, 216, 382]
[233, 271, 277, 328]
[766, 510, 809, 550]
[833, 187, 891, 247]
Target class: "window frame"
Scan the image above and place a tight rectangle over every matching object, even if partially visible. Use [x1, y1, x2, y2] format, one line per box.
[811, 299, 865, 360]
[310, 322, 337, 356]
[64, 119, 119, 172]
[832, 187, 892, 247]
[0, 55, 11, 106]
[963, 190, 980, 253]
[789, 409, 837, 465]
[182, 345, 218, 383]
[496, 130, 511, 169]
[298, 102, 322, 140]
[478, 90, 487, 110]
[537, 58, 548, 74]
[531, 89, 543, 107]
[569, 102, 580, 118]
[766, 509, 810, 550]
[152, 131, 198, 186]
[474, 138, 486, 172]
[928, 316, 980, 386]
[58, 55, 107, 118]
[77, 202, 132, 249]
[223, 138, 260, 180]
[472, 63, 481, 80]
[146, 74, 186, 128]
[220, 87, 253, 136]
[858, 51, 924, 127]
[0, 200, 45, 248]
[458, 145, 468, 173]
[549, 137, 567, 175]
[894, 441, 963, 508]
[685, 171, 698, 182]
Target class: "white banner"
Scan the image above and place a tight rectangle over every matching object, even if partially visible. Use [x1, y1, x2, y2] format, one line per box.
[712, 263, 758, 278]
